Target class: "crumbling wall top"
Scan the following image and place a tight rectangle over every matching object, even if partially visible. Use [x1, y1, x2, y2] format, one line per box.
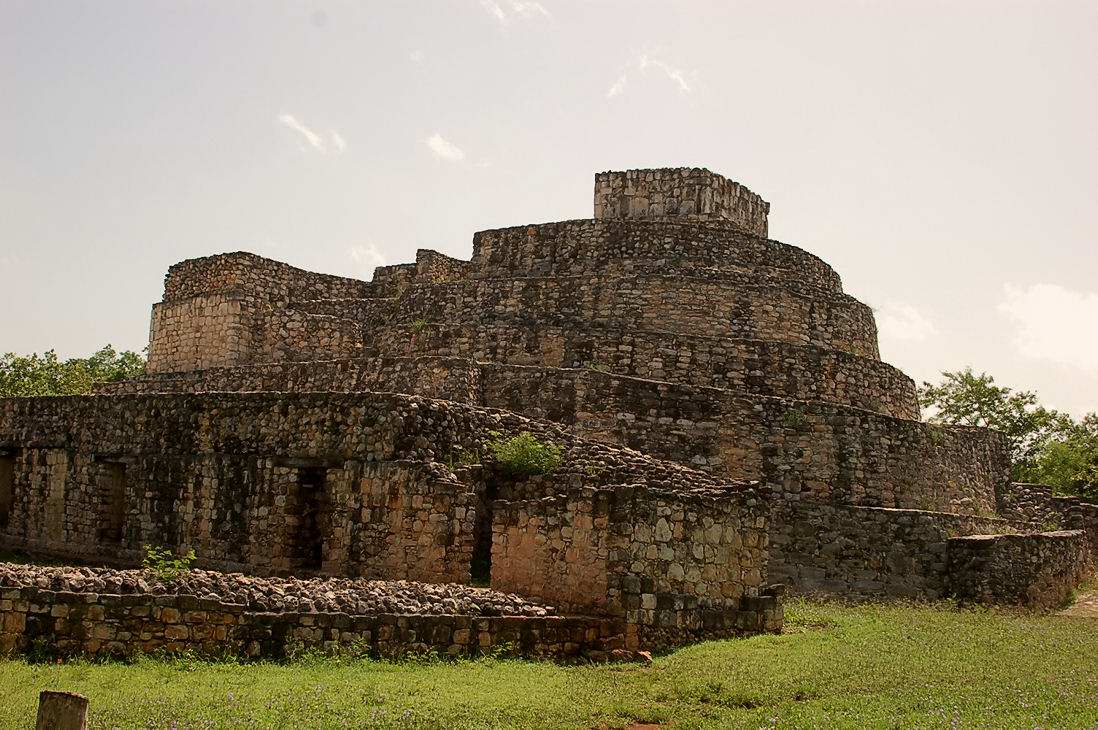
[594, 168, 769, 237]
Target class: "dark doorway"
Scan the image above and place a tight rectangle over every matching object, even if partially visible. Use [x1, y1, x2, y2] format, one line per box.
[289, 466, 327, 572]
[470, 480, 498, 586]
[0, 455, 14, 528]
[98, 462, 126, 543]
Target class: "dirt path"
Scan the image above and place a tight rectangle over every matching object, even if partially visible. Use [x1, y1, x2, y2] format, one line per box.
[1059, 589, 1098, 618]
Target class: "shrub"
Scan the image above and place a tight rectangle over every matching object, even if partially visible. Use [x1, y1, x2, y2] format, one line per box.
[782, 409, 806, 428]
[142, 544, 196, 582]
[486, 432, 562, 477]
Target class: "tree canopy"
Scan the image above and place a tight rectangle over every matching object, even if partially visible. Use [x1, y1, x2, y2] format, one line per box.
[0, 345, 145, 397]
[919, 368, 1097, 502]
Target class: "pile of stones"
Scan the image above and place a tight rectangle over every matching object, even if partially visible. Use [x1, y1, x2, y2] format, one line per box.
[0, 563, 557, 617]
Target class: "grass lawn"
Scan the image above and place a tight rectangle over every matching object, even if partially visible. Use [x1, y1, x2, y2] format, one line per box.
[1, 599, 1096, 729]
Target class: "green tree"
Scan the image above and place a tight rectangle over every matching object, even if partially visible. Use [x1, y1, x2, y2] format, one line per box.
[0, 345, 145, 397]
[919, 368, 1097, 500]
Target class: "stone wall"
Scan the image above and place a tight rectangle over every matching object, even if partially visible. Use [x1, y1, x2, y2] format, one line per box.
[0, 447, 477, 583]
[593, 168, 770, 237]
[114, 321, 921, 419]
[147, 294, 252, 372]
[567, 372, 1009, 513]
[391, 274, 879, 359]
[491, 485, 770, 624]
[769, 500, 1014, 600]
[93, 361, 996, 514]
[948, 530, 1092, 609]
[162, 252, 373, 303]
[997, 482, 1098, 560]
[380, 324, 912, 417]
[0, 392, 757, 581]
[0, 580, 780, 661]
[96, 357, 482, 405]
[470, 219, 838, 290]
[148, 252, 380, 374]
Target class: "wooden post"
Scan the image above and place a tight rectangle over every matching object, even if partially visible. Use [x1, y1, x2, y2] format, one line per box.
[35, 691, 88, 730]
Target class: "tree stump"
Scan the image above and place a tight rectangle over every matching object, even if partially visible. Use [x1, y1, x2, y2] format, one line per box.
[35, 691, 88, 730]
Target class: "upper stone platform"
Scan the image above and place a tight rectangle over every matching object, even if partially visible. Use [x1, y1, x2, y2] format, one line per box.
[593, 168, 770, 237]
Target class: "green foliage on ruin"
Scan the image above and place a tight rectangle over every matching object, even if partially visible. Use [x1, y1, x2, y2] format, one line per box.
[142, 544, 196, 582]
[781, 409, 806, 428]
[919, 368, 1098, 501]
[486, 431, 563, 477]
[0, 345, 145, 397]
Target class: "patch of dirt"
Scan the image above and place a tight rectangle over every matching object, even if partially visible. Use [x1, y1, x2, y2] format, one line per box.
[1058, 589, 1098, 618]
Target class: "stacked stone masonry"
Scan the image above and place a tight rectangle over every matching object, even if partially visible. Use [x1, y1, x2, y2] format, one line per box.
[2, 166, 1096, 660]
[947, 530, 1092, 610]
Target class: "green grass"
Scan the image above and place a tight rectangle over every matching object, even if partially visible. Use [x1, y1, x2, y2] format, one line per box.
[2, 599, 1096, 729]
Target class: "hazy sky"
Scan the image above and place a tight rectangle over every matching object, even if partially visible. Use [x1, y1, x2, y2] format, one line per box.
[2, 1, 1096, 416]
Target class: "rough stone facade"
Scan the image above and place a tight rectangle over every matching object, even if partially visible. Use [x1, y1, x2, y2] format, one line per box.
[2, 166, 1095, 659]
[948, 530, 1092, 609]
[593, 168, 770, 237]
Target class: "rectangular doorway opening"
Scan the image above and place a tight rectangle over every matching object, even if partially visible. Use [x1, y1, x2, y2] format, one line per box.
[98, 462, 126, 543]
[290, 466, 327, 572]
[0, 455, 14, 528]
[470, 479, 498, 586]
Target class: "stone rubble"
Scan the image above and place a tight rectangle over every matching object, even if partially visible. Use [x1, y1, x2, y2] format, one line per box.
[0, 563, 556, 617]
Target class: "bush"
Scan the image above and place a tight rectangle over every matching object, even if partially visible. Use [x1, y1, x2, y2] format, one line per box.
[486, 432, 562, 477]
[142, 544, 196, 582]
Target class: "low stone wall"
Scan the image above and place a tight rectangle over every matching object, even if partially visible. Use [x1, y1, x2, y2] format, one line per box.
[948, 530, 1092, 609]
[769, 501, 1013, 600]
[998, 483, 1098, 560]
[593, 168, 770, 236]
[0, 568, 782, 661]
[0, 585, 626, 661]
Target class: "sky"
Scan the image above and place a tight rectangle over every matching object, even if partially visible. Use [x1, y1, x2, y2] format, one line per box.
[1, 1, 1096, 417]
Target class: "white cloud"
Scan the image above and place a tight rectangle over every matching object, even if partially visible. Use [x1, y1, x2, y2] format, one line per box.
[348, 243, 387, 277]
[875, 302, 939, 342]
[606, 54, 695, 99]
[606, 73, 628, 99]
[409, 49, 424, 63]
[479, 0, 551, 27]
[425, 133, 466, 162]
[999, 283, 1098, 372]
[277, 113, 346, 155]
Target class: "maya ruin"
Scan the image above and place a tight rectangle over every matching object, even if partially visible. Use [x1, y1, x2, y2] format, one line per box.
[1, 167, 1095, 661]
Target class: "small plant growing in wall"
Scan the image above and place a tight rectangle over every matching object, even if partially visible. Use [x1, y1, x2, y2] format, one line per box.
[583, 361, 610, 374]
[486, 431, 563, 477]
[411, 319, 429, 334]
[782, 409, 807, 429]
[142, 544, 196, 582]
[928, 425, 946, 447]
